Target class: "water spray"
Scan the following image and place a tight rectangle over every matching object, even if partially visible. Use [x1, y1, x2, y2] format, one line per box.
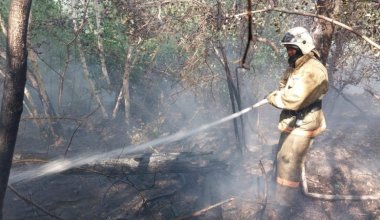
[9, 99, 269, 184]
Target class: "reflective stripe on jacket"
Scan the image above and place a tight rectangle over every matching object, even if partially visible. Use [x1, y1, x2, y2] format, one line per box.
[267, 51, 329, 137]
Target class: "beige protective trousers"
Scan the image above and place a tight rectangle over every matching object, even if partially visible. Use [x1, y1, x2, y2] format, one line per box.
[274, 132, 313, 187]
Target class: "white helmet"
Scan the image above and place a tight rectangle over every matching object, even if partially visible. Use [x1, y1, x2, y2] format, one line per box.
[281, 27, 315, 54]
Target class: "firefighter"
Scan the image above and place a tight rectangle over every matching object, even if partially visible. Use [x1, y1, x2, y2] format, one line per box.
[266, 27, 329, 208]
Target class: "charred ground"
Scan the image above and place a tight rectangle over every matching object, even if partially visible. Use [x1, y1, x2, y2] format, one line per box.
[3, 93, 380, 220]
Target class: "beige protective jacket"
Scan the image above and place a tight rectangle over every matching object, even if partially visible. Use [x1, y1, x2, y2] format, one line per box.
[267, 51, 329, 137]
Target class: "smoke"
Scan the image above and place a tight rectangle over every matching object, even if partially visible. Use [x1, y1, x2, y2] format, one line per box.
[305, 90, 380, 198]
[10, 93, 266, 184]
[12, 29, 380, 218]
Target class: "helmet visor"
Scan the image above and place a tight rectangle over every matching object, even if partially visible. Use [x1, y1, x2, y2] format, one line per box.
[281, 32, 295, 43]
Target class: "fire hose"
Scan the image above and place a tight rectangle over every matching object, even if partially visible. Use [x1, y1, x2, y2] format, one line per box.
[301, 163, 380, 200]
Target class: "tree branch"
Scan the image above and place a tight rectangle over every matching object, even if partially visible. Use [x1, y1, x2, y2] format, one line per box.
[258, 160, 268, 220]
[176, 198, 235, 219]
[364, 87, 380, 100]
[253, 34, 279, 55]
[241, 0, 253, 67]
[330, 85, 364, 113]
[7, 185, 63, 220]
[67, 0, 90, 46]
[234, 8, 380, 50]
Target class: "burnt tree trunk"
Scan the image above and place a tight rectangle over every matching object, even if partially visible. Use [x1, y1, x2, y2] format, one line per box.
[312, 0, 340, 113]
[218, 42, 246, 153]
[312, 0, 337, 81]
[214, 1, 246, 154]
[0, 0, 32, 218]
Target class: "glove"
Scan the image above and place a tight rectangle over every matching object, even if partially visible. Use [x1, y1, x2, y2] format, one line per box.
[265, 91, 276, 101]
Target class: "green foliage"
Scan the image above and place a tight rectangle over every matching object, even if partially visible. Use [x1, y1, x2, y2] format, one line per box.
[0, 0, 10, 46]
[0, 0, 10, 23]
[30, 0, 72, 43]
[2, 0, 377, 122]
[130, 36, 184, 83]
